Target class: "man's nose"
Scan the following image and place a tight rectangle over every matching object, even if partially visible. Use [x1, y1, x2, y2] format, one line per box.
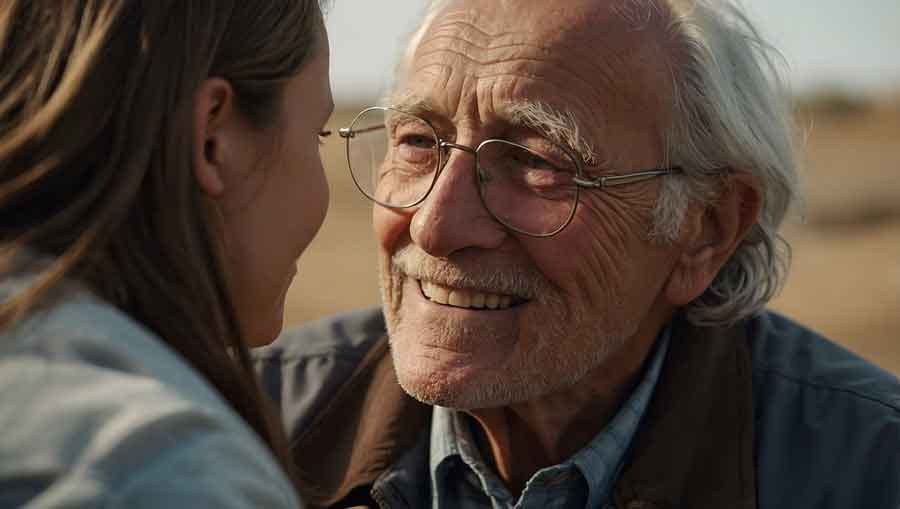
[409, 147, 507, 257]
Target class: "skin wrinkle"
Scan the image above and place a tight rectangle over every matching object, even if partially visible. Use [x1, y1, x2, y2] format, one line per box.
[398, 2, 676, 122]
[413, 13, 663, 112]
[390, 90, 600, 166]
[571, 190, 658, 315]
[392, 243, 550, 300]
[413, 18, 621, 107]
[401, 64, 605, 145]
[413, 41, 569, 74]
[418, 34, 552, 56]
[412, 46, 619, 115]
[424, 13, 523, 41]
[426, 12, 626, 78]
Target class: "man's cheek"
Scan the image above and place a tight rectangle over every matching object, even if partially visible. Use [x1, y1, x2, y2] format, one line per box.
[374, 207, 411, 252]
[542, 216, 612, 295]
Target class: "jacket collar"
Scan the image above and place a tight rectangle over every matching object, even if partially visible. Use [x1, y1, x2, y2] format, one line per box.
[292, 316, 756, 508]
[290, 336, 430, 507]
[612, 315, 757, 508]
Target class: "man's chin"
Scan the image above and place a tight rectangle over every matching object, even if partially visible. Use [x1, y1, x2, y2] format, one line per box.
[394, 367, 497, 410]
[389, 346, 497, 409]
[388, 344, 545, 410]
[395, 373, 468, 409]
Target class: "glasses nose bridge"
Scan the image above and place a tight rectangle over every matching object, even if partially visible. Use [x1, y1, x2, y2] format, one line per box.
[424, 139, 493, 216]
[440, 140, 478, 155]
[436, 140, 481, 181]
[438, 140, 478, 168]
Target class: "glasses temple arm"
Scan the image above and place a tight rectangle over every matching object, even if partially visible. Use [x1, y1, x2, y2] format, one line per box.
[338, 125, 385, 138]
[574, 168, 682, 188]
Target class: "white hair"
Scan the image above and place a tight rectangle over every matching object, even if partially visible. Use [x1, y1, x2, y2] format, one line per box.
[654, 0, 799, 325]
[402, 0, 800, 327]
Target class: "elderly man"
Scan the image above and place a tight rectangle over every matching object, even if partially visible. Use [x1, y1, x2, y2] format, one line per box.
[255, 0, 900, 507]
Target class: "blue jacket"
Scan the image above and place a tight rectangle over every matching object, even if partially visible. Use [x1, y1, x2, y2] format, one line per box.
[254, 308, 900, 508]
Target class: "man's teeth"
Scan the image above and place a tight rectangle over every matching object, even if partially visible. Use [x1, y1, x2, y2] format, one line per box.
[420, 280, 514, 310]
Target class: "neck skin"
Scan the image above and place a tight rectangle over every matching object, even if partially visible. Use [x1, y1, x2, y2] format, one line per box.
[466, 306, 673, 496]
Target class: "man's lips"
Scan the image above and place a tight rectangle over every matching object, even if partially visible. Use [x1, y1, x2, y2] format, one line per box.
[416, 279, 528, 310]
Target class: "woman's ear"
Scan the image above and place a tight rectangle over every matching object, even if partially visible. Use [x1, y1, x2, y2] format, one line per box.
[192, 78, 236, 197]
[664, 171, 763, 306]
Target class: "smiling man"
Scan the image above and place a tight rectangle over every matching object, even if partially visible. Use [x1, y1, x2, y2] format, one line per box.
[255, 1, 900, 508]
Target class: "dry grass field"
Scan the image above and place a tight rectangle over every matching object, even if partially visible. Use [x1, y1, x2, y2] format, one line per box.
[283, 101, 900, 375]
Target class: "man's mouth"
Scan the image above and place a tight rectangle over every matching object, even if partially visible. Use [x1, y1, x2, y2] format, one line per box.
[417, 279, 527, 310]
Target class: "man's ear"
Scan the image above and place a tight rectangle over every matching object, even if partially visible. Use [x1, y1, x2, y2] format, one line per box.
[664, 171, 762, 306]
[192, 78, 236, 197]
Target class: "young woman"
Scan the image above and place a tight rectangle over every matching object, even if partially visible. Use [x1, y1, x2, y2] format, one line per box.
[0, 1, 332, 506]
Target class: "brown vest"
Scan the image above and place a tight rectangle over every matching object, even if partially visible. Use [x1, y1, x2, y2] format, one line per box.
[290, 318, 757, 509]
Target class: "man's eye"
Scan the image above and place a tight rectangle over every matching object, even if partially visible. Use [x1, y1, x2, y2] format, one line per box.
[523, 153, 553, 169]
[390, 131, 438, 168]
[318, 130, 332, 146]
[399, 134, 435, 149]
[510, 150, 565, 172]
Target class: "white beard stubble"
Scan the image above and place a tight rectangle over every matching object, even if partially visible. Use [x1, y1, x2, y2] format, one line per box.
[380, 244, 637, 410]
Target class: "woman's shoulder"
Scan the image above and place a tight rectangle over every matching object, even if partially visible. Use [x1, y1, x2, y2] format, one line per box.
[0, 281, 301, 508]
[1, 276, 226, 408]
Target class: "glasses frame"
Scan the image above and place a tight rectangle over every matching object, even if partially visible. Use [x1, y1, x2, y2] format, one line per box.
[339, 106, 682, 238]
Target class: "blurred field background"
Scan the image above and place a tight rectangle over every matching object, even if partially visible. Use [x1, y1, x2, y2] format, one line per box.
[283, 93, 900, 375]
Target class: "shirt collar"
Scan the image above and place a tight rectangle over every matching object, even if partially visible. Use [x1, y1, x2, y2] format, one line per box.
[429, 325, 671, 508]
[572, 326, 670, 507]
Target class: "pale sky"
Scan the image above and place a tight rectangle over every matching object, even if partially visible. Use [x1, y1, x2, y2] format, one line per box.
[324, 1, 900, 104]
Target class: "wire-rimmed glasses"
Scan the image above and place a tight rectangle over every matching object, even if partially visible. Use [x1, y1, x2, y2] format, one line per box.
[339, 106, 681, 237]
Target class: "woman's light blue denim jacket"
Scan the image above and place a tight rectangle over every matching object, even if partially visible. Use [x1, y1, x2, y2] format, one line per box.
[0, 268, 301, 508]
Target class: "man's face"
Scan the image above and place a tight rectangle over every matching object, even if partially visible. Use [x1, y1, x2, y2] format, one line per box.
[378, 0, 683, 409]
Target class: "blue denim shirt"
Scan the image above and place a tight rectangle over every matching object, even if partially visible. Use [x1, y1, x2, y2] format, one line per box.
[428, 332, 670, 509]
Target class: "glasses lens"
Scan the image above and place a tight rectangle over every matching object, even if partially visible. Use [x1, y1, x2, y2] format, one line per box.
[347, 107, 439, 207]
[477, 140, 579, 236]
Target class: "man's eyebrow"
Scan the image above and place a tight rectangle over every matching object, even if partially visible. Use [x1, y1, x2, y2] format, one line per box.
[386, 92, 434, 118]
[386, 94, 600, 166]
[503, 101, 600, 166]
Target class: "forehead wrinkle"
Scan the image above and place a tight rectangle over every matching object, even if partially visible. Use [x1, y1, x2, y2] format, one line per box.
[417, 11, 611, 76]
[414, 20, 621, 106]
[423, 15, 528, 47]
[548, 22, 659, 114]
[408, 25, 658, 133]
[405, 55, 622, 144]
[412, 42, 590, 92]
[390, 77, 607, 165]
[417, 0, 672, 106]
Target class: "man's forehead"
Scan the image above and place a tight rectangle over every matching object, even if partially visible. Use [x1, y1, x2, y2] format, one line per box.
[429, 0, 667, 51]
[407, 1, 672, 105]
[397, 0, 672, 147]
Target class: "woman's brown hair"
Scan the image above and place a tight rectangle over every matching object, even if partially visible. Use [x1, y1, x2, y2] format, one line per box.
[0, 0, 326, 482]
